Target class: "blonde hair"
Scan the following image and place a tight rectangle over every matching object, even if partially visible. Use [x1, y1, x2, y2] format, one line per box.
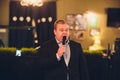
[54, 20, 68, 30]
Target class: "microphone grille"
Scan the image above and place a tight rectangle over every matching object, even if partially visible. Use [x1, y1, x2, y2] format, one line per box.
[62, 36, 66, 45]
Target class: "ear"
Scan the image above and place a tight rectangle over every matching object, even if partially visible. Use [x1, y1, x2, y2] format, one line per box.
[54, 29, 56, 35]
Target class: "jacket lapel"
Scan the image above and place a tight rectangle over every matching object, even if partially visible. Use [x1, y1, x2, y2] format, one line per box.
[68, 41, 74, 68]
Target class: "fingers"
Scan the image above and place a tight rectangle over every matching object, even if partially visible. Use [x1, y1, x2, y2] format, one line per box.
[57, 45, 65, 58]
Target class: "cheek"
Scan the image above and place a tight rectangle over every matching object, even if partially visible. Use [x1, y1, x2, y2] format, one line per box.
[58, 33, 63, 37]
[67, 31, 69, 34]
[65, 31, 70, 36]
[55, 32, 61, 37]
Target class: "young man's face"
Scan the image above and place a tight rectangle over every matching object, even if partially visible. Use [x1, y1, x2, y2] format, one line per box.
[54, 23, 70, 42]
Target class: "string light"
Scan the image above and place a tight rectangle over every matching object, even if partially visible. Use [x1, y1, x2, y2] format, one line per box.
[20, 0, 43, 7]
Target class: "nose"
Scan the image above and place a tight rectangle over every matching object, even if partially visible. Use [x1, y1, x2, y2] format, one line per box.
[62, 32, 67, 36]
[62, 30, 69, 36]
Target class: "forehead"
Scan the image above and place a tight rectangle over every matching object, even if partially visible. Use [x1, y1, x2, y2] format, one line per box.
[56, 24, 69, 29]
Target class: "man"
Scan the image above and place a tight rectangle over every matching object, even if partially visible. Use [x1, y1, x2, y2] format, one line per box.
[38, 20, 89, 80]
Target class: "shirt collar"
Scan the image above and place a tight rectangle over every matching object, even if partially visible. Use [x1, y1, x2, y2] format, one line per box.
[55, 37, 62, 44]
[55, 37, 69, 45]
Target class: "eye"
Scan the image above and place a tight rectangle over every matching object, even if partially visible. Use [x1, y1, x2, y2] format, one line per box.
[65, 29, 69, 32]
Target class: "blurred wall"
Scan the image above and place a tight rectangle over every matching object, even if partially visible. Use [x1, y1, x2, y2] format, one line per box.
[0, 0, 9, 25]
[56, 0, 120, 49]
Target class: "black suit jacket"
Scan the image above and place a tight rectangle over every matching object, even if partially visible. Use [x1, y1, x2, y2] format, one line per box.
[38, 38, 89, 80]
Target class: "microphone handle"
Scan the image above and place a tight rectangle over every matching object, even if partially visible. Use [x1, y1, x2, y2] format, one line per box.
[62, 36, 66, 45]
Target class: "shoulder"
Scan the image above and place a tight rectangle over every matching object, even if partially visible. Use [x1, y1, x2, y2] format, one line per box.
[37, 38, 56, 53]
[41, 38, 56, 47]
[69, 40, 82, 47]
[69, 40, 83, 51]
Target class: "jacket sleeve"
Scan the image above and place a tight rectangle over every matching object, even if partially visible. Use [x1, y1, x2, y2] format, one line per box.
[37, 43, 60, 69]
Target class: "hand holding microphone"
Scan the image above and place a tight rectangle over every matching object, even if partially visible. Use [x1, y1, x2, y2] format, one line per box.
[57, 36, 67, 58]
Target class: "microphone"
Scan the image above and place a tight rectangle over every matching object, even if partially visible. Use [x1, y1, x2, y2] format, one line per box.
[62, 36, 67, 45]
